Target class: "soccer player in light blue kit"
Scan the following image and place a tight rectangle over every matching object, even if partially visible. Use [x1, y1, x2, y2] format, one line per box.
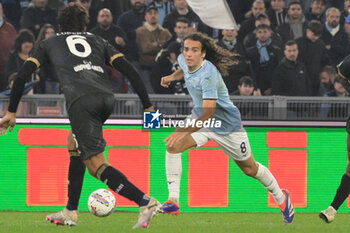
[160, 32, 294, 223]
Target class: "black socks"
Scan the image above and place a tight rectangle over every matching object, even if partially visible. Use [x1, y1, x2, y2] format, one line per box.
[331, 174, 350, 210]
[97, 164, 148, 206]
[66, 152, 86, 210]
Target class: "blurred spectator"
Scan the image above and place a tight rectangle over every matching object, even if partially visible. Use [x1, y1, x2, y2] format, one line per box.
[243, 0, 270, 19]
[136, 4, 172, 93]
[340, 0, 350, 25]
[320, 76, 349, 118]
[1, 0, 22, 29]
[119, 0, 132, 12]
[243, 12, 283, 49]
[329, 0, 345, 11]
[231, 75, 262, 118]
[217, 29, 250, 93]
[226, 0, 254, 24]
[296, 20, 329, 96]
[20, 0, 57, 37]
[231, 76, 261, 96]
[305, 0, 326, 23]
[117, 0, 146, 62]
[165, 17, 189, 46]
[321, 7, 349, 66]
[4, 29, 37, 86]
[272, 40, 308, 96]
[0, 72, 37, 95]
[238, 0, 266, 41]
[318, 65, 336, 95]
[90, 9, 127, 53]
[72, 0, 96, 30]
[162, 0, 208, 36]
[47, 0, 65, 10]
[0, 72, 37, 116]
[218, 29, 243, 54]
[344, 15, 350, 42]
[324, 76, 348, 97]
[36, 24, 59, 94]
[300, 0, 313, 12]
[90, 8, 128, 93]
[160, 17, 188, 66]
[276, 1, 308, 43]
[150, 0, 174, 25]
[35, 23, 55, 43]
[246, 24, 283, 95]
[267, 0, 287, 30]
[89, 0, 121, 26]
[0, 2, 17, 92]
[151, 42, 186, 94]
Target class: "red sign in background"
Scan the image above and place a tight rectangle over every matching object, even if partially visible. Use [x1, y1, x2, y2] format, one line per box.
[21, 128, 315, 208]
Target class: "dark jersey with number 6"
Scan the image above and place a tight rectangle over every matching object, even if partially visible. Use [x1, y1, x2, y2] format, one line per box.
[28, 32, 123, 110]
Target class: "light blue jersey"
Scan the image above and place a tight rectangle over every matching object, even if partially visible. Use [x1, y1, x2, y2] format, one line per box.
[178, 54, 242, 135]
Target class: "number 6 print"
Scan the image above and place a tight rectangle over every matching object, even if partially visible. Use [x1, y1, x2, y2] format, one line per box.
[66, 35, 92, 58]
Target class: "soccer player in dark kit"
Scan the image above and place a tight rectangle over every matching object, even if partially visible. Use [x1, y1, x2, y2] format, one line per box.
[0, 3, 161, 229]
[320, 54, 350, 223]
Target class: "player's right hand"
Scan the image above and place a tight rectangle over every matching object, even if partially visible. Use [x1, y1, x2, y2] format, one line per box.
[161, 75, 174, 88]
[0, 111, 16, 136]
[144, 106, 155, 112]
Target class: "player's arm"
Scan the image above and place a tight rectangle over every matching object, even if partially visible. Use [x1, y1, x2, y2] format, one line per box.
[111, 56, 153, 109]
[160, 68, 184, 88]
[8, 60, 37, 113]
[0, 60, 37, 135]
[164, 99, 216, 147]
[182, 99, 216, 133]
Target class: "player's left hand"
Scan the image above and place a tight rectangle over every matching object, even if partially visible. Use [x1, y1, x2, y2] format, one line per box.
[164, 131, 188, 147]
[0, 111, 16, 136]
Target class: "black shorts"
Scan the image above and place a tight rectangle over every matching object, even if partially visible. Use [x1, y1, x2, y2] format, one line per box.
[68, 93, 115, 160]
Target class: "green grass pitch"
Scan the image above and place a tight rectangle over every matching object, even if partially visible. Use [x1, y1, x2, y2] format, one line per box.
[0, 212, 350, 233]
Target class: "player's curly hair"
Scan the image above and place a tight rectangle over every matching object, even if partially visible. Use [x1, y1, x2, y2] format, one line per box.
[183, 32, 238, 77]
[57, 2, 89, 32]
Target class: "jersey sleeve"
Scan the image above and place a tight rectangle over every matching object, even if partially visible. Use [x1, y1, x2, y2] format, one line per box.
[27, 40, 48, 68]
[201, 71, 218, 100]
[103, 38, 124, 65]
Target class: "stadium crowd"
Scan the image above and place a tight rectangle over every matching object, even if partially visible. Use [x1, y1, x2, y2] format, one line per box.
[0, 0, 350, 99]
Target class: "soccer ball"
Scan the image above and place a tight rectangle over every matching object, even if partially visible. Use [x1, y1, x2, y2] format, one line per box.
[88, 189, 116, 217]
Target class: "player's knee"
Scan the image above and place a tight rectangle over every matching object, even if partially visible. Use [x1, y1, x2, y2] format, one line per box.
[88, 167, 96, 177]
[83, 160, 99, 177]
[67, 131, 77, 150]
[242, 167, 257, 177]
[84, 154, 106, 177]
[167, 144, 184, 154]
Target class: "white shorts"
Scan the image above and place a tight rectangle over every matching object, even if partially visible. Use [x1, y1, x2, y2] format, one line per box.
[185, 112, 252, 161]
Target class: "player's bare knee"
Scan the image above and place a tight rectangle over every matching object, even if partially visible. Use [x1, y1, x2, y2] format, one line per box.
[84, 160, 99, 177]
[67, 131, 77, 150]
[87, 166, 97, 177]
[167, 144, 184, 154]
[242, 167, 257, 177]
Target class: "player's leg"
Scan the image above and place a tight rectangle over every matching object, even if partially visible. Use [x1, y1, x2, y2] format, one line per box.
[46, 131, 84, 226]
[163, 128, 198, 215]
[213, 129, 294, 223]
[320, 134, 350, 223]
[66, 131, 86, 211]
[69, 93, 161, 228]
[83, 152, 162, 228]
[234, 156, 294, 223]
